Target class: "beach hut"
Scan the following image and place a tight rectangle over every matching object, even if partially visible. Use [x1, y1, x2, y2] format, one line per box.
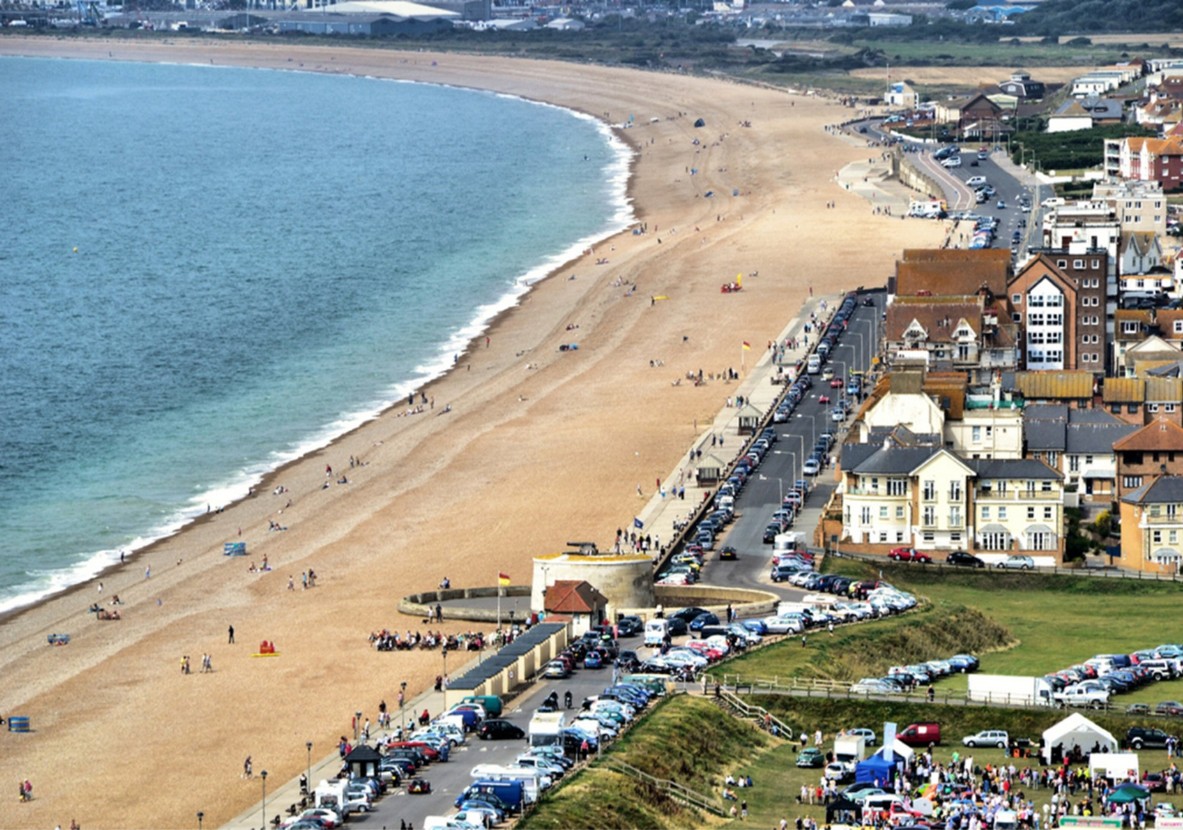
[737, 401, 764, 436]
[695, 453, 728, 485]
[344, 744, 383, 779]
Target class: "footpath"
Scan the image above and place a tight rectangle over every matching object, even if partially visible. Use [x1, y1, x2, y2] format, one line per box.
[222, 291, 846, 829]
[623, 292, 842, 560]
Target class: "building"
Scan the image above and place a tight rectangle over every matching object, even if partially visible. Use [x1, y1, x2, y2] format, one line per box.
[932, 93, 1005, 140]
[1118, 233, 1167, 283]
[1047, 97, 1124, 133]
[1011, 370, 1097, 408]
[1119, 476, 1183, 573]
[1008, 255, 1078, 371]
[1106, 135, 1183, 193]
[841, 444, 1064, 555]
[1112, 416, 1183, 501]
[1093, 179, 1169, 237]
[884, 294, 1018, 378]
[999, 70, 1046, 100]
[885, 81, 919, 109]
[969, 458, 1064, 553]
[542, 580, 608, 636]
[1022, 404, 1135, 503]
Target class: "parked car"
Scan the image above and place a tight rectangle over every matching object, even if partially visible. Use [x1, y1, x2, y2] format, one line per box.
[797, 747, 825, 767]
[1128, 726, 1177, 750]
[889, 547, 932, 563]
[962, 729, 1009, 748]
[848, 727, 877, 746]
[997, 555, 1035, 570]
[946, 551, 985, 569]
[1156, 701, 1183, 717]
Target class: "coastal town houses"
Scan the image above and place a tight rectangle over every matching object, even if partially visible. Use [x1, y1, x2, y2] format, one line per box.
[1132, 73, 1183, 128]
[850, 369, 1023, 460]
[1112, 416, 1183, 502]
[1120, 476, 1183, 574]
[1012, 370, 1097, 409]
[887, 249, 1018, 380]
[840, 444, 1064, 556]
[1105, 135, 1183, 193]
[1102, 375, 1183, 426]
[1022, 404, 1135, 504]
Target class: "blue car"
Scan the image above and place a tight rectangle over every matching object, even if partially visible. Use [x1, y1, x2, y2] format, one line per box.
[741, 619, 769, 635]
[689, 612, 720, 632]
[584, 650, 604, 669]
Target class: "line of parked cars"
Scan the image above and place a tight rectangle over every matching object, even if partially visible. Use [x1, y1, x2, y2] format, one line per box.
[763, 581, 919, 638]
[1048, 645, 1183, 710]
[850, 653, 979, 695]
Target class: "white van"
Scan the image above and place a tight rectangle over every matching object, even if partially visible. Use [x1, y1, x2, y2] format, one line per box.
[806, 355, 821, 375]
[644, 619, 669, 646]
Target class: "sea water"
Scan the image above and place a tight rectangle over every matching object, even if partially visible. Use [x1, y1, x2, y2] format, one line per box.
[0, 56, 632, 614]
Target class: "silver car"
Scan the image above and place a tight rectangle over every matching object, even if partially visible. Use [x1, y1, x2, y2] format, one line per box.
[997, 555, 1034, 570]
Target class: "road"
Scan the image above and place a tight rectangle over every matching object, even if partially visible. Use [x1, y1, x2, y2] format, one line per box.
[326, 295, 887, 830]
[853, 119, 1048, 259]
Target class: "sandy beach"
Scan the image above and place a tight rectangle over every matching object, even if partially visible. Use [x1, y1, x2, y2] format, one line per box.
[0, 37, 942, 828]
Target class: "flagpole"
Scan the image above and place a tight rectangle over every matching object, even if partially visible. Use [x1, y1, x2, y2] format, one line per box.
[497, 573, 502, 633]
[741, 343, 746, 374]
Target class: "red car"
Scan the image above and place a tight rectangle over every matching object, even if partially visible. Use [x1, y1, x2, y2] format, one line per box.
[889, 547, 932, 563]
[818, 394, 831, 404]
[407, 777, 432, 794]
[830, 378, 844, 388]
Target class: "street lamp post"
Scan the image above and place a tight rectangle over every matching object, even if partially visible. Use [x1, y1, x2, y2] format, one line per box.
[305, 741, 312, 796]
[399, 680, 407, 739]
[354, 711, 362, 743]
[197, 812, 203, 830]
[260, 770, 268, 830]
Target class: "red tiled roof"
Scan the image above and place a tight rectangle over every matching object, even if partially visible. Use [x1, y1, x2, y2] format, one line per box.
[1112, 416, 1183, 451]
[543, 580, 607, 615]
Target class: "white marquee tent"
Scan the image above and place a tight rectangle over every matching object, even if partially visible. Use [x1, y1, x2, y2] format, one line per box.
[1041, 713, 1118, 764]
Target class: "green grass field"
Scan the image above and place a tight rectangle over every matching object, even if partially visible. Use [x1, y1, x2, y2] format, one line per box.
[522, 561, 1183, 827]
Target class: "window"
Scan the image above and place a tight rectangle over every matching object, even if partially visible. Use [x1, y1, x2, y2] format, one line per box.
[922, 532, 934, 543]
[1057, 259, 1068, 268]
[922, 480, 936, 500]
[1123, 321, 1139, 334]
[998, 507, 1007, 519]
[1123, 476, 1143, 489]
[1168, 404, 1178, 413]
[887, 478, 907, 496]
[1175, 321, 1183, 335]
[879, 532, 889, 543]
[1074, 259, 1084, 269]
[1027, 507, 1036, 519]
[1012, 294, 1022, 305]
[1069, 456, 1080, 472]
[1149, 403, 1160, 413]
[998, 481, 1008, 494]
[1169, 504, 1179, 519]
[896, 506, 905, 519]
[1047, 451, 1059, 466]
[1085, 455, 1094, 464]
[1044, 506, 1054, 520]
[950, 507, 962, 527]
[1042, 481, 1053, 492]
[1153, 530, 1162, 545]
[880, 506, 889, 519]
[972, 426, 982, 442]
[980, 531, 1010, 551]
[922, 506, 936, 527]
[950, 482, 963, 500]
[1029, 313, 1045, 326]
[981, 506, 991, 519]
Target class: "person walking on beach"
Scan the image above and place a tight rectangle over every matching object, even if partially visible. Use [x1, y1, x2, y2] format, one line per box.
[228, 625, 235, 644]
[243, 756, 252, 779]
[144, 565, 151, 580]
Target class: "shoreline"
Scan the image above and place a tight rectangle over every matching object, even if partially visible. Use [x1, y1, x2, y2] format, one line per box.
[0, 37, 944, 829]
[0, 53, 637, 621]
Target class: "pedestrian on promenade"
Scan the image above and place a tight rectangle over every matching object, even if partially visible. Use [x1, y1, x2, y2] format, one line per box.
[228, 625, 235, 644]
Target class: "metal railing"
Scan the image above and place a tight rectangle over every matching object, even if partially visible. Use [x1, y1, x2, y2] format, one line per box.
[830, 548, 1183, 582]
[599, 758, 725, 816]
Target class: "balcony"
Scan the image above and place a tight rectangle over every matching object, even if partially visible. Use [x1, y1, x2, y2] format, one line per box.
[975, 488, 1061, 501]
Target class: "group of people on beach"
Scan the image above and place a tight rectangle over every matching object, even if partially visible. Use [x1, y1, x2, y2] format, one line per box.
[368, 629, 484, 653]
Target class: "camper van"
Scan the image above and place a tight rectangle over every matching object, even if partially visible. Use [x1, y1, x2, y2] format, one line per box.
[644, 619, 669, 646]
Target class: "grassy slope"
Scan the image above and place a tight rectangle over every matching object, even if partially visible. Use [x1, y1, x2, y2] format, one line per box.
[518, 695, 770, 830]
